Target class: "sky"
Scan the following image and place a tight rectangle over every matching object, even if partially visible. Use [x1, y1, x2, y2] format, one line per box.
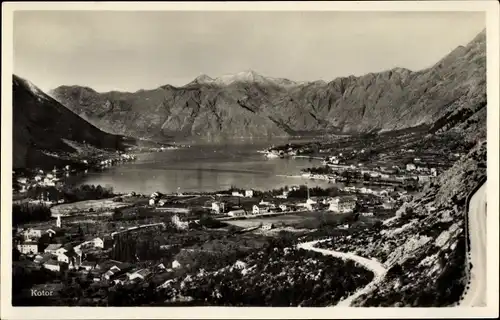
[13, 10, 485, 92]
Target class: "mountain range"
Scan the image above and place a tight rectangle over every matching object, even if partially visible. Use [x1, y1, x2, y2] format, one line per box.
[48, 30, 486, 142]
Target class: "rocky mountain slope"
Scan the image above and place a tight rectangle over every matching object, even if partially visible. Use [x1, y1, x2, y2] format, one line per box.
[316, 137, 486, 307]
[13, 75, 128, 169]
[50, 30, 486, 141]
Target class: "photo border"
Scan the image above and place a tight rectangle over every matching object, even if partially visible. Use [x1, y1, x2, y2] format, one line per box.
[2, 1, 499, 319]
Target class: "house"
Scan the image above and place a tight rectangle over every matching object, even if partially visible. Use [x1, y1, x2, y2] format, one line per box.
[172, 260, 182, 269]
[149, 198, 157, 206]
[232, 191, 244, 197]
[95, 259, 123, 271]
[158, 199, 167, 207]
[211, 201, 226, 214]
[382, 200, 397, 210]
[44, 243, 63, 254]
[112, 274, 129, 286]
[92, 236, 113, 249]
[150, 192, 160, 199]
[156, 263, 166, 271]
[127, 268, 152, 281]
[261, 223, 274, 231]
[418, 175, 431, 183]
[430, 168, 438, 177]
[252, 204, 271, 215]
[103, 263, 134, 280]
[245, 190, 254, 198]
[90, 270, 105, 282]
[406, 163, 416, 171]
[279, 204, 288, 212]
[79, 261, 96, 272]
[328, 197, 357, 213]
[17, 242, 39, 255]
[227, 209, 247, 217]
[171, 215, 189, 230]
[57, 250, 81, 269]
[34, 253, 54, 265]
[361, 212, 374, 217]
[22, 228, 44, 240]
[43, 259, 64, 272]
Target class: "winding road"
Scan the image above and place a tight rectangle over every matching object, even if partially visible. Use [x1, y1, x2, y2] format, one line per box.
[297, 239, 387, 307]
[299, 181, 487, 307]
[460, 182, 487, 307]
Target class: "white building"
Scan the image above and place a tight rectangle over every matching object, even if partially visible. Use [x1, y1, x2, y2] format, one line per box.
[261, 223, 274, 231]
[253, 205, 271, 215]
[171, 215, 189, 230]
[232, 191, 244, 197]
[172, 260, 182, 269]
[211, 201, 226, 214]
[57, 251, 82, 269]
[328, 197, 356, 213]
[127, 268, 152, 281]
[227, 209, 247, 217]
[23, 228, 43, 240]
[149, 198, 157, 206]
[245, 190, 254, 198]
[279, 204, 288, 212]
[44, 244, 63, 254]
[382, 200, 397, 209]
[430, 168, 438, 177]
[406, 163, 417, 171]
[17, 242, 38, 255]
[43, 259, 62, 272]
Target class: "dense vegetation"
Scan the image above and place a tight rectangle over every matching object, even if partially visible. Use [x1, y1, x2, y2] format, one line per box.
[27, 184, 115, 203]
[12, 203, 52, 225]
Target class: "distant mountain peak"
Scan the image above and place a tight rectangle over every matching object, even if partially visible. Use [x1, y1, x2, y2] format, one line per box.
[193, 74, 214, 83]
[214, 70, 266, 85]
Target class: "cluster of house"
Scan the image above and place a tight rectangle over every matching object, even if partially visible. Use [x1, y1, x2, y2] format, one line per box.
[98, 153, 136, 168]
[16, 215, 114, 272]
[405, 160, 438, 182]
[14, 166, 72, 193]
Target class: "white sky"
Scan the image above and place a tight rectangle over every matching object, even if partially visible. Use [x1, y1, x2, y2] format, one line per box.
[13, 11, 485, 92]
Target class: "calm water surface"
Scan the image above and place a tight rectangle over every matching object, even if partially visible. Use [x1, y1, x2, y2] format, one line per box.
[77, 140, 333, 195]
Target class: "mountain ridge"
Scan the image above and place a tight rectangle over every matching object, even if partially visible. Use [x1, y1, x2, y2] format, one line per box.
[12, 75, 128, 169]
[49, 29, 486, 141]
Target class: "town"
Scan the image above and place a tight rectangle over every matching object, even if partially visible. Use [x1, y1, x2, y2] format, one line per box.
[11, 127, 480, 307]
